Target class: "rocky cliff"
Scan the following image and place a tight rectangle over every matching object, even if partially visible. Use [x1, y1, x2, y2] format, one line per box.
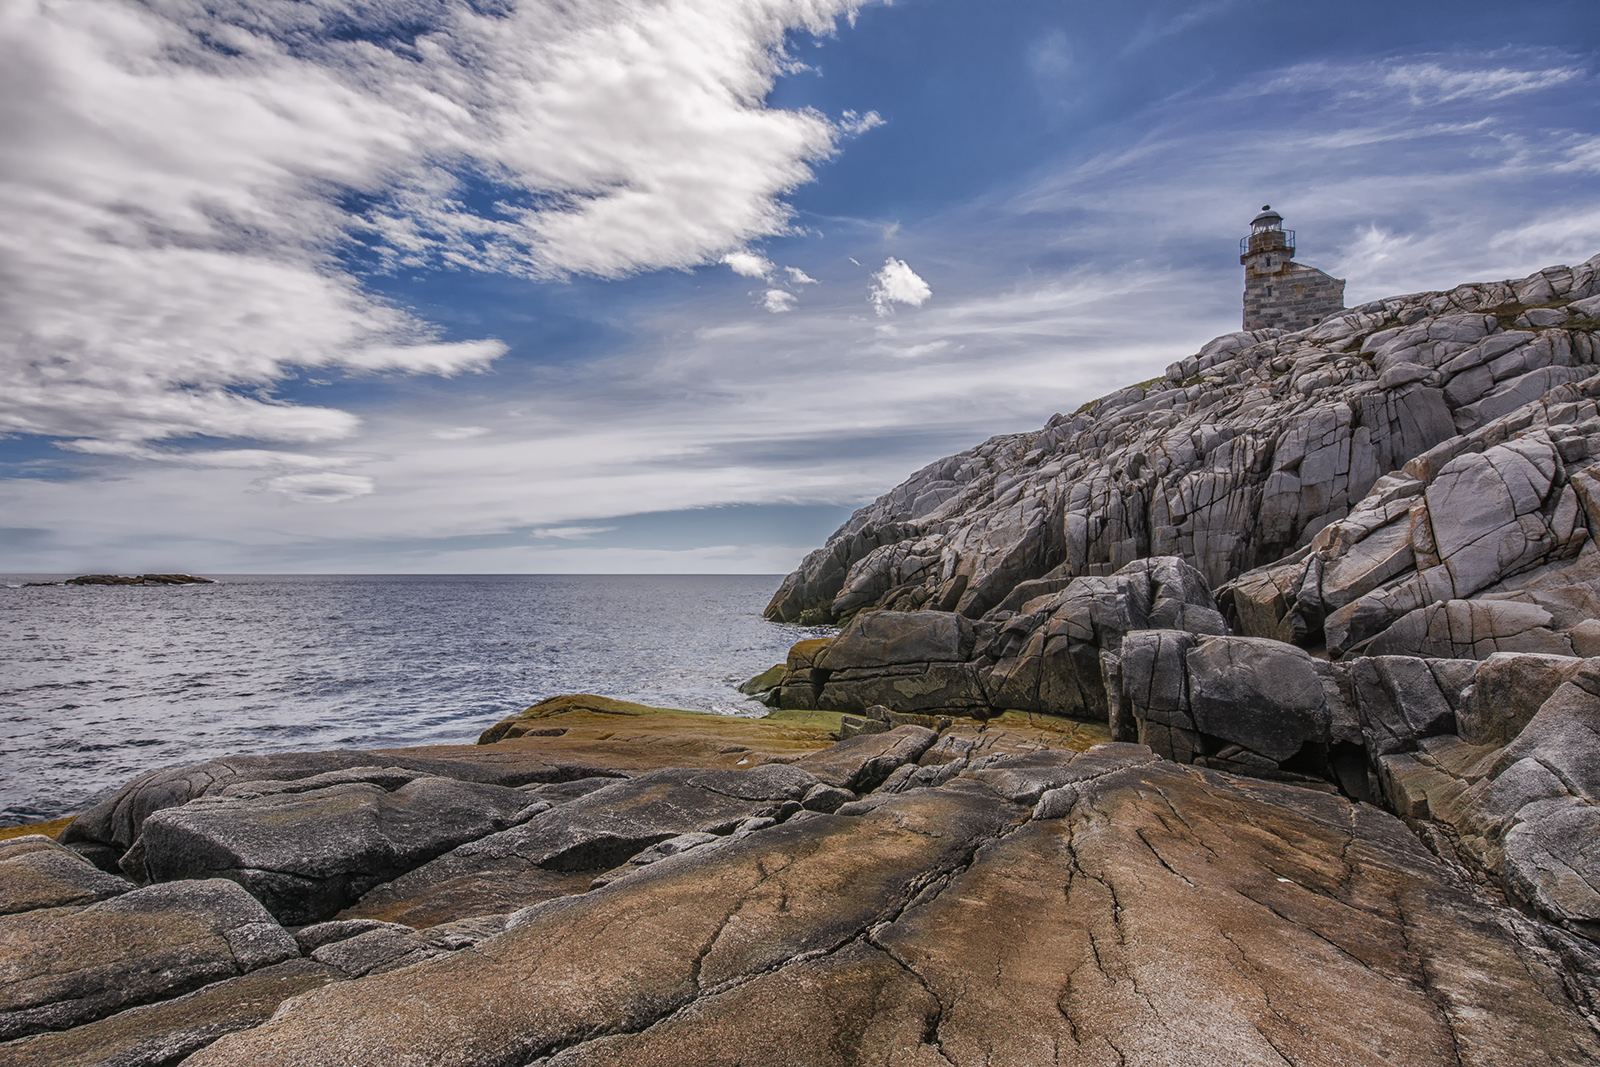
[766, 254, 1600, 626]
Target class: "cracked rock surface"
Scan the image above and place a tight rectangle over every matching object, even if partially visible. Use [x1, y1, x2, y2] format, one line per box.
[5, 710, 1600, 1064]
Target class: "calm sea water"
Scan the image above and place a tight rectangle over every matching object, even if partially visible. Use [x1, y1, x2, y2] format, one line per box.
[0, 574, 829, 826]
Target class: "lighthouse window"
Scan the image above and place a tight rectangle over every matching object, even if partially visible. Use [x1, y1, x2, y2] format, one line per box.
[1266, 286, 1273, 296]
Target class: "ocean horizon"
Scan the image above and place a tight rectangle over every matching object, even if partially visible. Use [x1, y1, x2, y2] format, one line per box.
[0, 573, 831, 826]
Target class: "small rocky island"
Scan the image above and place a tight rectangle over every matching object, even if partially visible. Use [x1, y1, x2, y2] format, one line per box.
[22, 574, 216, 587]
[6, 252, 1600, 1065]
[66, 574, 215, 586]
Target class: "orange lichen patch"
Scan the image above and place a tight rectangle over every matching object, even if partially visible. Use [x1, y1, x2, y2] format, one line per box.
[785, 638, 833, 671]
[0, 815, 74, 842]
[387, 694, 844, 776]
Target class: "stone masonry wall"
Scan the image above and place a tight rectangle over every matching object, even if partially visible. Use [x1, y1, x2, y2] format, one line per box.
[1244, 261, 1346, 332]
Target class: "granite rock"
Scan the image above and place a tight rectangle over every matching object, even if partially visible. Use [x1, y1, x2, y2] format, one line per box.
[769, 255, 1600, 626]
[0, 879, 298, 1040]
[124, 774, 537, 925]
[0, 835, 130, 915]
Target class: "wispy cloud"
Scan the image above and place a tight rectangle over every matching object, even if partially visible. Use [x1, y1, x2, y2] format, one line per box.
[0, 0, 872, 455]
[531, 525, 618, 540]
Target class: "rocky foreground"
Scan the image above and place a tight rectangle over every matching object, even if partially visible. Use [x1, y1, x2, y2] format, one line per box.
[10, 256, 1600, 1064]
[2, 695, 1598, 1066]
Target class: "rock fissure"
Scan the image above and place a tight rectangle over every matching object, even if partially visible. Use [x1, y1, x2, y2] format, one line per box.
[1393, 894, 1469, 1067]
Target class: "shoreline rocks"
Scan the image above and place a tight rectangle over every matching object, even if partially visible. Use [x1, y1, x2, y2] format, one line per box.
[3, 694, 1599, 1064]
[766, 255, 1600, 627]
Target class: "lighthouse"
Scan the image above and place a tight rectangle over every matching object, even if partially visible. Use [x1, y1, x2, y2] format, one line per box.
[1240, 206, 1345, 332]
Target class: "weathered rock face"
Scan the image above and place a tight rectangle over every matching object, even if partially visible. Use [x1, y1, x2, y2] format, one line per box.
[7, 708, 1600, 1064]
[0, 959, 342, 1067]
[984, 555, 1226, 730]
[767, 255, 1600, 626]
[773, 556, 1227, 724]
[173, 752, 1600, 1067]
[124, 771, 539, 925]
[337, 762, 826, 928]
[1116, 636, 1600, 945]
[1223, 380, 1600, 659]
[0, 879, 298, 1040]
[62, 698, 844, 871]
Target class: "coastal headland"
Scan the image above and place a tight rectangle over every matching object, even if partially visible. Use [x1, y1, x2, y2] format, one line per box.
[7, 256, 1600, 1064]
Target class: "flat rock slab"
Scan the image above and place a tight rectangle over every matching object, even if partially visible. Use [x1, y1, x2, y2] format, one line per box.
[339, 765, 823, 928]
[185, 760, 1600, 1067]
[0, 879, 298, 1040]
[183, 784, 1020, 1067]
[0, 835, 130, 915]
[130, 776, 536, 925]
[878, 761, 1600, 1066]
[0, 959, 341, 1067]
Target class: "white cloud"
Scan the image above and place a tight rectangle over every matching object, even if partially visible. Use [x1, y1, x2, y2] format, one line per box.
[869, 257, 932, 315]
[723, 251, 776, 279]
[1, 0, 871, 452]
[1253, 57, 1583, 106]
[263, 472, 377, 503]
[762, 289, 798, 312]
[785, 266, 818, 284]
[430, 426, 491, 440]
[836, 109, 885, 135]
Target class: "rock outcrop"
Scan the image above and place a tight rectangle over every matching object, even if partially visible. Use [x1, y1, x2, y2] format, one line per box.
[767, 256, 1600, 625]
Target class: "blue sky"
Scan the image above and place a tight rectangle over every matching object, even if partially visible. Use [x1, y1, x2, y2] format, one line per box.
[2, 0, 1598, 573]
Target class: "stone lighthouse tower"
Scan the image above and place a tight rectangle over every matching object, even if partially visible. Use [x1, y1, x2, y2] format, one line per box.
[1240, 206, 1345, 331]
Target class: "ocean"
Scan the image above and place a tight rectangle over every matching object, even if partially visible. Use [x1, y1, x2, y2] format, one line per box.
[0, 574, 829, 826]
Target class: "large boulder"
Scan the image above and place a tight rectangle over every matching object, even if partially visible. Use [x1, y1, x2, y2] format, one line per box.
[123, 772, 537, 925]
[1185, 637, 1330, 763]
[0, 879, 298, 1040]
[0, 835, 130, 915]
[815, 611, 974, 669]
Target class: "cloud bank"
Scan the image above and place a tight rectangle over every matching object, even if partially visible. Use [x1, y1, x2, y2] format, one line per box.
[0, 0, 871, 452]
